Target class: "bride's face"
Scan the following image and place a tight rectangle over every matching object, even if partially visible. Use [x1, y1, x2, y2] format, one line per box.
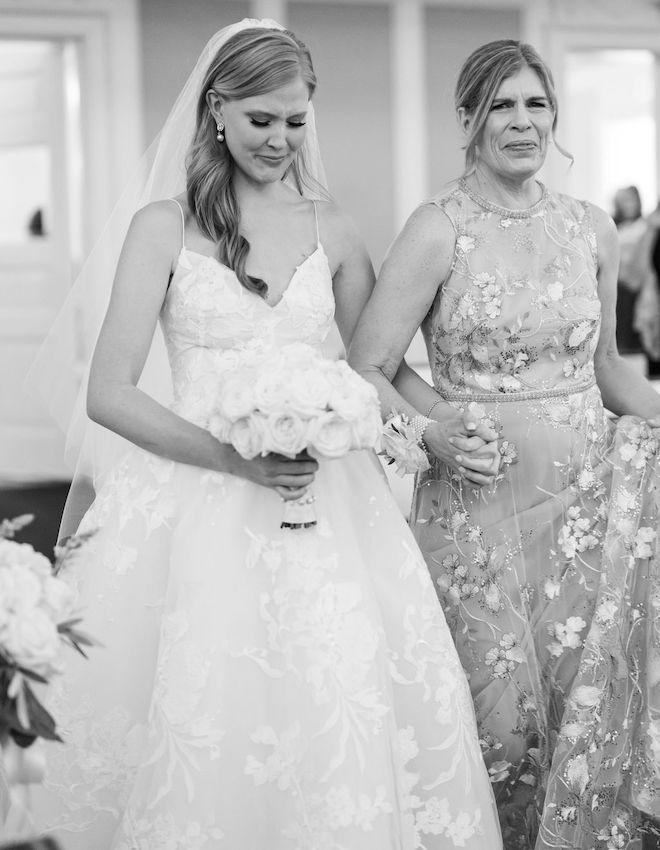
[217, 75, 310, 185]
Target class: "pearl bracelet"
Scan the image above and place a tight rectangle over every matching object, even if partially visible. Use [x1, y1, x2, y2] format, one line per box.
[409, 415, 431, 454]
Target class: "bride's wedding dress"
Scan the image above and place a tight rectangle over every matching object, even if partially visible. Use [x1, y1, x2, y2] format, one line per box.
[32, 207, 501, 849]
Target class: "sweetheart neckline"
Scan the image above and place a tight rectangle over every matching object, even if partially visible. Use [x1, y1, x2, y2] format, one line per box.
[175, 243, 329, 310]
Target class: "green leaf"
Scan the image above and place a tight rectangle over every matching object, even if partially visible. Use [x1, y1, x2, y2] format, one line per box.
[21, 681, 62, 743]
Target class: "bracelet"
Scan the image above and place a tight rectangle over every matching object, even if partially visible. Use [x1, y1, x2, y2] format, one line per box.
[409, 415, 431, 454]
[426, 398, 444, 419]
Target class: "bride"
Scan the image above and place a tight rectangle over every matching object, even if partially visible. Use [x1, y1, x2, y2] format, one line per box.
[29, 19, 501, 849]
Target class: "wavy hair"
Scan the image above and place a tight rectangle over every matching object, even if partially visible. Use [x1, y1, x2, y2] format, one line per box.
[186, 27, 317, 297]
[455, 39, 572, 176]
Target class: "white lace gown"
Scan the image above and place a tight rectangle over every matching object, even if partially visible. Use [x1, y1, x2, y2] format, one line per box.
[32, 235, 501, 849]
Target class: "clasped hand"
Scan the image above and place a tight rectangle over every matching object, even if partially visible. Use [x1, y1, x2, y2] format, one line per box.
[424, 407, 501, 487]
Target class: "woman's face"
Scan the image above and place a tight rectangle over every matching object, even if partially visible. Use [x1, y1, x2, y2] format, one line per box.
[469, 65, 554, 183]
[210, 75, 310, 186]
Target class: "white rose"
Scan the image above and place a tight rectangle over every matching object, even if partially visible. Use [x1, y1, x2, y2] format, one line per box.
[280, 342, 316, 366]
[0, 564, 42, 613]
[216, 379, 256, 421]
[252, 371, 289, 414]
[265, 412, 309, 458]
[0, 539, 51, 578]
[3, 607, 62, 676]
[40, 575, 76, 621]
[287, 369, 332, 416]
[308, 412, 354, 459]
[230, 415, 267, 459]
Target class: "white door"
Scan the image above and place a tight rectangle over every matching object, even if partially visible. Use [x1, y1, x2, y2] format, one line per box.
[0, 39, 78, 482]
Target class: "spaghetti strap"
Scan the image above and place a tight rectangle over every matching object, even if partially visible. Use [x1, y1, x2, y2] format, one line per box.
[170, 198, 186, 251]
[312, 200, 320, 246]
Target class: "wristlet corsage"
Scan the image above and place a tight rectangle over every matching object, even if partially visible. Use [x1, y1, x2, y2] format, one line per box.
[380, 412, 431, 476]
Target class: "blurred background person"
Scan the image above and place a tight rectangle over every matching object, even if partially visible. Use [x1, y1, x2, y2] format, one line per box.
[634, 200, 660, 376]
[613, 185, 647, 357]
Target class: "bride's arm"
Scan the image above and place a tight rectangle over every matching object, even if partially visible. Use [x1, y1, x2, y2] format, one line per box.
[591, 204, 660, 421]
[87, 201, 317, 498]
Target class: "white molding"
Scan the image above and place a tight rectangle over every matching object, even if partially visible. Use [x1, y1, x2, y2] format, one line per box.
[390, 0, 427, 229]
[0, 2, 143, 230]
[0, 0, 128, 11]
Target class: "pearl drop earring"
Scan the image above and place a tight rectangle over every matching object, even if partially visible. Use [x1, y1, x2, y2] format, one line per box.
[216, 121, 225, 142]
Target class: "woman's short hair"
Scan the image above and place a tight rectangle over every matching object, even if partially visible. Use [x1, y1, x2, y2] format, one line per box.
[455, 39, 569, 173]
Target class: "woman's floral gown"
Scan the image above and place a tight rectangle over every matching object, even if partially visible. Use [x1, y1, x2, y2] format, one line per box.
[410, 181, 660, 849]
[30, 212, 501, 849]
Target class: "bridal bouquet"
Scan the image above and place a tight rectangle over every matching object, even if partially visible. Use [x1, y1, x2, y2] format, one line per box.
[209, 342, 382, 528]
[0, 515, 93, 748]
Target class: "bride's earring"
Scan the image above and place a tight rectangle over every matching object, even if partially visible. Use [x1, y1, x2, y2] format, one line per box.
[216, 121, 225, 142]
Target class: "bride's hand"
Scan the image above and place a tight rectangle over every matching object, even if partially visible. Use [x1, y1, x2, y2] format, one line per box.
[228, 449, 318, 500]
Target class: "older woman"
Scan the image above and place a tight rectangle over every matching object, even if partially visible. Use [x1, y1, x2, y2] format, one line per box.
[350, 39, 660, 849]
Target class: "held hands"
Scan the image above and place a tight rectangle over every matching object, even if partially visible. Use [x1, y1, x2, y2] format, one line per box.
[228, 448, 318, 501]
[424, 406, 501, 487]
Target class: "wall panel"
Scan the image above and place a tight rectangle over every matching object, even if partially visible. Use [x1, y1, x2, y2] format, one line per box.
[140, 0, 249, 142]
[289, 1, 393, 270]
[425, 6, 520, 195]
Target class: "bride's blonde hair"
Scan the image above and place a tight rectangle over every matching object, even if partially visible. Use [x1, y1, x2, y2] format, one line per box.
[186, 27, 317, 297]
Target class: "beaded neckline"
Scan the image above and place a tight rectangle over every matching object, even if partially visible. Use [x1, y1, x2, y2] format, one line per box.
[459, 178, 548, 219]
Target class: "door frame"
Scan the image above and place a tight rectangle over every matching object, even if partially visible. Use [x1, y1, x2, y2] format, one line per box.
[0, 0, 144, 249]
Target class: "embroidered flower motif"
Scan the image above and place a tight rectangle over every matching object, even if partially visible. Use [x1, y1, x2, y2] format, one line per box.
[576, 466, 597, 491]
[498, 375, 522, 393]
[570, 685, 602, 710]
[633, 526, 656, 559]
[487, 760, 512, 783]
[547, 616, 587, 658]
[557, 507, 599, 560]
[485, 633, 525, 678]
[499, 440, 518, 466]
[436, 554, 480, 603]
[543, 577, 562, 602]
[456, 234, 476, 254]
[560, 721, 588, 740]
[547, 281, 564, 301]
[567, 320, 593, 349]
[565, 752, 589, 794]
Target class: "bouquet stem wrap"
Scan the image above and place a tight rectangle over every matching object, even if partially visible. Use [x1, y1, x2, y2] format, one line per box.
[281, 489, 317, 530]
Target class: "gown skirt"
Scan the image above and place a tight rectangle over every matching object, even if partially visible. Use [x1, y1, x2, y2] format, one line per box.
[31, 442, 501, 850]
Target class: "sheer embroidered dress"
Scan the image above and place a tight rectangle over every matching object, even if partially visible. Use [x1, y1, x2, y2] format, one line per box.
[410, 181, 660, 849]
